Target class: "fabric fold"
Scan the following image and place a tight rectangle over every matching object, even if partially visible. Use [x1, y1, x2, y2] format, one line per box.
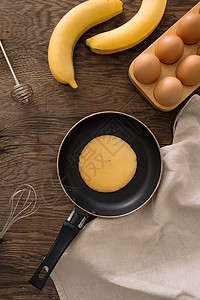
[51, 94, 200, 300]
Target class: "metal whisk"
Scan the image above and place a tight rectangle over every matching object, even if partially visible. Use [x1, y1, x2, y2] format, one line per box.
[0, 40, 34, 104]
[0, 184, 40, 244]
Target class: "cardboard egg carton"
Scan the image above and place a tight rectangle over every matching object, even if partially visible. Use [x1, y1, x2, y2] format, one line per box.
[129, 2, 200, 112]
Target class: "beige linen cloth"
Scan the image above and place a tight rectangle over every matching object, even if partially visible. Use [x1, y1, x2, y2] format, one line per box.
[51, 94, 200, 300]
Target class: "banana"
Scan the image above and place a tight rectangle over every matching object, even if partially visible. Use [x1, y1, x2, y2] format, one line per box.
[48, 0, 123, 88]
[86, 0, 167, 54]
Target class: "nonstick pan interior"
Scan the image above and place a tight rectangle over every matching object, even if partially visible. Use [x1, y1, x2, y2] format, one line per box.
[29, 112, 163, 290]
[58, 112, 162, 217]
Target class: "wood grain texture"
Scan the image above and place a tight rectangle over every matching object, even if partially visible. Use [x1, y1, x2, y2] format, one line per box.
[0, 0, 199, 299]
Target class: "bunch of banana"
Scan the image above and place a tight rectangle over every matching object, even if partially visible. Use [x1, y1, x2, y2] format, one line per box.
[48, 0, 167, 88]
[86, 0, 167, 54]
[48, 0, 123, 89]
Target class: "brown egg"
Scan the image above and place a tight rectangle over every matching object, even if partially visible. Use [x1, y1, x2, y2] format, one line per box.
[197, 46, 200, 56]
[154, 77, 183, 106]
[155, 35, 184, 64]
[176, 55, 200, 86]
[177, 13, 200, 44]
[131, 53, 161, 84]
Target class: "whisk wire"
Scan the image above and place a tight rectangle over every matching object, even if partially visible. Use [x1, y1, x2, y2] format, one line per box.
[0, 40, 34, 104]
[0, 184, 39, 240]
[0, 190, 23, 238]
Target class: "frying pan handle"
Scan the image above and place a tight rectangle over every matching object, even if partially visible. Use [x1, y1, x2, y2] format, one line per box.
[29, 207, 89, 290]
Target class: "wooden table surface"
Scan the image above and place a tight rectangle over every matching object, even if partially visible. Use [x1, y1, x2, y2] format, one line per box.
[0, 0, 199, 299]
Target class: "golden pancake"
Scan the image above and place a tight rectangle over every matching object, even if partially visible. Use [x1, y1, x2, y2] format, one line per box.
[78, 135, 137, 193]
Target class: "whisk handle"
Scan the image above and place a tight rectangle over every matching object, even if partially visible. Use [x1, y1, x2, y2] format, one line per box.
[0, 40, 19, 85]
[29, 207, 89, 290]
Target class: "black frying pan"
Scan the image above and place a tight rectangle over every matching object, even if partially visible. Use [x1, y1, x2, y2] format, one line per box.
[29, 111, 162, 290]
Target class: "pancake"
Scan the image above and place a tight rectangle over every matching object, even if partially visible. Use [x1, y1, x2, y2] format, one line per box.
[78, 135, 137, 193]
